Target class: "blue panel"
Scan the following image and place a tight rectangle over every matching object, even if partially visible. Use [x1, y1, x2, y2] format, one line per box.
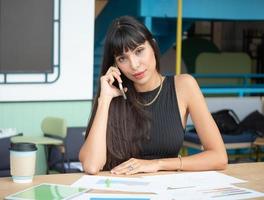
[140, 0, 264, 20]
[140, 0, 177, 17]
[183, 0, 264, 20]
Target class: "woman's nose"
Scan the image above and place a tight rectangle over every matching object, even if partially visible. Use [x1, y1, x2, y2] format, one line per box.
[130, 57, 139, 70]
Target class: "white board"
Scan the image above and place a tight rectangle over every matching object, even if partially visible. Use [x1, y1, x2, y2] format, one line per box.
[0, 0, 94, 101]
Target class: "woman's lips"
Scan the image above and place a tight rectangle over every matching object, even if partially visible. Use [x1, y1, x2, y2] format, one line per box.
[133, 70, 146, 79]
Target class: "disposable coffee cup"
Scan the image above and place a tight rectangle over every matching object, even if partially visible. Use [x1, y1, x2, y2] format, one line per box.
[10, 143, 37, 183]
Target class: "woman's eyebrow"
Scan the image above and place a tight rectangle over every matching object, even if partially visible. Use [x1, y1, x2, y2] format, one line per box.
[115, 53, 125, 58]
[134, 44, 144, 50]
[117, 50, 130, 57]
[116, 45, 143, 57]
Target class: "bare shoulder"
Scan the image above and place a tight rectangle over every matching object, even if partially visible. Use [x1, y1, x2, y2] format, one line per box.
[174, 74, 202, 106]
[174, 74, 199, 91]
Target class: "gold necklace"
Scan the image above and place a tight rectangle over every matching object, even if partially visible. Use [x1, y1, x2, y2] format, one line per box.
[136, 76, 164, 106]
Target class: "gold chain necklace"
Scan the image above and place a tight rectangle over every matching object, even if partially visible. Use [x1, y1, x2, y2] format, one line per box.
[136, 76, 164, 106]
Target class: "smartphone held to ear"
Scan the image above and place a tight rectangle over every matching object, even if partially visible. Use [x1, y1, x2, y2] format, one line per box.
[113, 64, 127, 100]
[118, 82, 127, 100]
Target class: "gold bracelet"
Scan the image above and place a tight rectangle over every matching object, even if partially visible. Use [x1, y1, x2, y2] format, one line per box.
[178, 155, 182, 171]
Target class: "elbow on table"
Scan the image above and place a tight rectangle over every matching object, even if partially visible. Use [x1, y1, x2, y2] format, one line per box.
[81, 159, 104, 175]
[83, 165, 100, 175]
[215, 153, 228, 170]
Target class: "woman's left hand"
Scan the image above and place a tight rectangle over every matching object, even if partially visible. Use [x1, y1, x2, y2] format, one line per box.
[110, 158, 159, 175]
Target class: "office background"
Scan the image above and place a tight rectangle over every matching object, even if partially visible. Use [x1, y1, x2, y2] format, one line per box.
[0, 0, 94, 173]
[1, 0, 264, 174]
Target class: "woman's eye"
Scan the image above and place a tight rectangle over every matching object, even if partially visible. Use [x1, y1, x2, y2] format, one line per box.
[118, 57, 125, 63]
[135, 48, 144, 55]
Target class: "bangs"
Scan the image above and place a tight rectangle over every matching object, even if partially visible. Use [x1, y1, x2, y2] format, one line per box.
[110, 27, 146, 56]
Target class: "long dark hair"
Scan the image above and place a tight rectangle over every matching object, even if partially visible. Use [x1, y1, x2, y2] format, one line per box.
[86, 16, 160, 169]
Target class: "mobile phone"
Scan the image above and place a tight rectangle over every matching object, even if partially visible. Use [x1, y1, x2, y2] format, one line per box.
[114, 64, 127, 100]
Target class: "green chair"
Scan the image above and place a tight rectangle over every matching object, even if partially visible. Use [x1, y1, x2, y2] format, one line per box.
[182, 37, 220, 73]
[11, 116, 67, 174]
[195, 52, 252, 86]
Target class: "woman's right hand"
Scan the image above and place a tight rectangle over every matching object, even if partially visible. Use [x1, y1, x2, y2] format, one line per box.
[99, 66, 124, 99]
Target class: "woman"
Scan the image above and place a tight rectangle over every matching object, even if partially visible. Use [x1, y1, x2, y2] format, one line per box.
[79, 16, 227, 175]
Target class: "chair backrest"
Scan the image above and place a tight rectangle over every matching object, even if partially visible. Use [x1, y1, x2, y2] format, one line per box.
[0, 137, 11, 177]
[41, 117, 67, 139]
[195, 52, 252, 86]
[64, 127, 85, 161]
[48, 127, 86, 173]
[182, 37, 220, 73]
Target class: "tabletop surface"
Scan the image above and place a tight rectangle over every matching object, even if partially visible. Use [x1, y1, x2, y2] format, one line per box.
[1, 162, 264, 199]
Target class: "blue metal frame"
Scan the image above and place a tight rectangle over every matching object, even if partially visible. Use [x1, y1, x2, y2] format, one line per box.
[193, 73, 264, 86]
[193, 73, 264, 96]
[201, 87, 264, 97]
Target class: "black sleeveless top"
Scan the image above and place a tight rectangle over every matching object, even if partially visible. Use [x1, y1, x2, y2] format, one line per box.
[138, 76, 185, 159]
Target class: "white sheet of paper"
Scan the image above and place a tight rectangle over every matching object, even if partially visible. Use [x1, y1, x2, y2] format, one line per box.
[71, 193, 162, 200]
[165, 184, 264, 200]
[143, 171, 246, 188]
[71, 175, 167, 193]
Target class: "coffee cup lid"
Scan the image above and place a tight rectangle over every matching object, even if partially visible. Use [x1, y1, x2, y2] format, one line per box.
[10, 143, 37, 151]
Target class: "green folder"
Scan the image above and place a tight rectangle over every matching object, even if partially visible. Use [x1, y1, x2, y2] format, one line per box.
[5, 183, 88, 200]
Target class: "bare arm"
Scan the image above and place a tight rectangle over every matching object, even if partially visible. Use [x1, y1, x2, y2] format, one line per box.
[79, 96, 111, 174]
[79, 67, 123, 174]
[163, 74, 228, 171]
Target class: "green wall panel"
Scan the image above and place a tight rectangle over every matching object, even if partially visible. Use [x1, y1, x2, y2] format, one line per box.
[0, 101, 92, 174]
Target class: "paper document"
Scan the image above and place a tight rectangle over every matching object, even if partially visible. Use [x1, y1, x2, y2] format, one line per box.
[143, 171, 246, 188]
[72, 175, 166, 193]
[71, 193, 161, 200]
[165, 184, 264, 200]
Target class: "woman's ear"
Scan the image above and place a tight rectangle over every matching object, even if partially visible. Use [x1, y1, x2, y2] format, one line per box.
[152, 38, 159, 48]
[151, 38, 160, 51]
